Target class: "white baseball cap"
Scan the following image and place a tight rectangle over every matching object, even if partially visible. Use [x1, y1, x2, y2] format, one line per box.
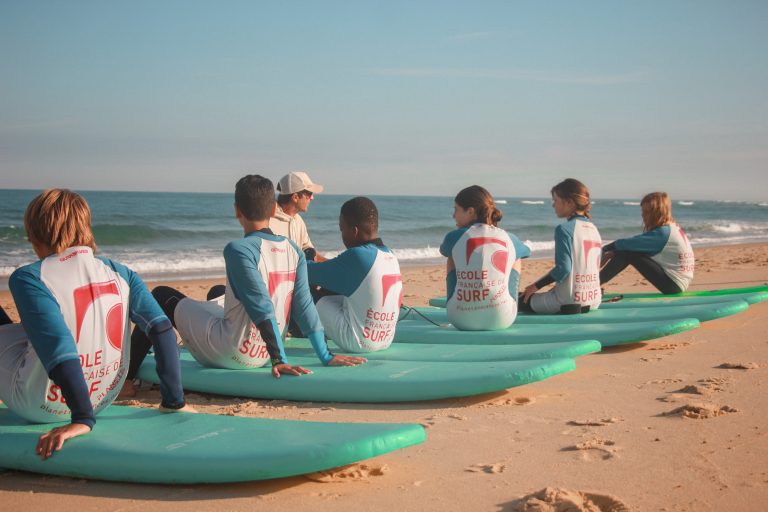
[276, 171, 324, 195]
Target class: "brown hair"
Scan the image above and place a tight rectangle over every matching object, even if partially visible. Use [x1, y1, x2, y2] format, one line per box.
[640, 192, 674, 231]
[235, 174, 276, 221]
[551, 178, 592, 218]
[24, 189, 96, 255]
[454, 185, 503, 226]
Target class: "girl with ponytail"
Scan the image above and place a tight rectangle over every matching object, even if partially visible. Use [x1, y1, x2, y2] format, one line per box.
[439, 185, 530, 330]
[520, 178, 603, 314]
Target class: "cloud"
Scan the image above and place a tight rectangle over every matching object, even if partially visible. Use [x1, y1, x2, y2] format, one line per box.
[371, 67, 650, 85]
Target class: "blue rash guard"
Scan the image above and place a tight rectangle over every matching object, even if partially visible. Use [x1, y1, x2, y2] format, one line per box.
[174, 229, 334, 369]
[307, 239, 402, 352]
[609, 222, 694, 291]
[440, 224, 530, 330]
[2, 247, 183, 427]
[530, 215, 603, 314]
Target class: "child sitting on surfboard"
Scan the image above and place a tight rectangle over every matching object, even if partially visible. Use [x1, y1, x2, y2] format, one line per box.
[520, 178, 603, 314]
[440, 185, 530, 330]
[305, 196, 402, 351]
[126, 175, 366, 381]
[0, 189, 194, 460]
[600, 192, 694, 294]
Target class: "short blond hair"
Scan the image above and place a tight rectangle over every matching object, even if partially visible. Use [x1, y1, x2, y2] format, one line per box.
[641, 192, 674, 231]
[24, 189, 96, 255]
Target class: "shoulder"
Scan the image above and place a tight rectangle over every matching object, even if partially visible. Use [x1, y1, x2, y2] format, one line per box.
[442, 227, 468, 244]
[440, 227, 468, 255]
[9, 260, 43, 290]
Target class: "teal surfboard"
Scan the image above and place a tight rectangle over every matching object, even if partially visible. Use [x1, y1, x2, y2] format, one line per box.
[138, 352, 576, 403]
[284, 337, 601, 362]
[0, 405, 425, 483]
[600, 292, 768, 308]
[405, 299, 748, 325]
[428, 288, 768, 308]
[393, 317, 699, 347]
[602, 284, 768, 303]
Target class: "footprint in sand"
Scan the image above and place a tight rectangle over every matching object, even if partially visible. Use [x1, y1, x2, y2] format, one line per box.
[717, 362, 761, 370]
[663, 403, 738, 419]
[562, 438, 618, 460]
[567, 418, 623, 427]
[698, 377, 731, 391]
[648, 342, 692, 351]
[481, 396, 535, 407]
[640, 378, 683, 388]
[304, 463, 389, 483]
[671, 384, 710, 395]
[466, 462, 506, 474]
[508, 487, 631, 512]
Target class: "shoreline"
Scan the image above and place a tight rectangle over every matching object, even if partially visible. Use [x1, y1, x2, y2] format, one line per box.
[2, 240, 767, 294]
[1, 242, 767, 510]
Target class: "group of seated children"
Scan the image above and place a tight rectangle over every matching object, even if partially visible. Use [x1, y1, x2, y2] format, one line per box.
[443, 178, 694, 327]
[0, 175, 694, 459]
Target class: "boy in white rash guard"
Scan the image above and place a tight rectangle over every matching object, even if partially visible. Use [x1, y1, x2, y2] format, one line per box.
[600, 192, 694, 294]
[306, 197, 402, 352]
[440, 185, 530, 330]
[128, 175, 366, 379]
[0, 189, 192, 460]
[521, 178, 603, 314]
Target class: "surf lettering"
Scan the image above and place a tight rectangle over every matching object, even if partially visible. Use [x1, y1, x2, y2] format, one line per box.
[363, 326, 393, 342]
[238, 339, 269, 359]
[47, 380, 102, 402]
[574, 289, 601, 302]
[456, 288, 490, 302]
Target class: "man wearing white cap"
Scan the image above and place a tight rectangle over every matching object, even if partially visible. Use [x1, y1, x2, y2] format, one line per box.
[270, 171, 327, 262]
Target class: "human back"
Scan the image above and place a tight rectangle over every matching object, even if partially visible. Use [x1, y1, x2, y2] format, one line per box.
[521, 178, 602, 314]
[308, 197, 402, 352]
[1, 189, 190, 460]
[441, 185, 530, 330]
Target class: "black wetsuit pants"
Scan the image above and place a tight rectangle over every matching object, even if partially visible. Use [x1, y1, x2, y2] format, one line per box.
[0, 306, 12, 326]
[600, 251, 682, 295]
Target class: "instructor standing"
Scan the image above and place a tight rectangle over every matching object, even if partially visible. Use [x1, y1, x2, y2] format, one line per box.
[270, 171, 326, 262]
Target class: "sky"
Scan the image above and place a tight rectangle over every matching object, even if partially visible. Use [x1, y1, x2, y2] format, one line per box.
[1, 1, 767, 200]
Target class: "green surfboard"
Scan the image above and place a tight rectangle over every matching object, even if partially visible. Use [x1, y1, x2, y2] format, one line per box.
[393, 317, 699, 347]
[138, 351, 576, 403]
[428, 288, 768, 308]
[0, 405, 425, 483]
[405, 299, 748, 325]
[600, 292, 768, 308]
[602, 284, 768, 302]
[284, 337, 601, 362]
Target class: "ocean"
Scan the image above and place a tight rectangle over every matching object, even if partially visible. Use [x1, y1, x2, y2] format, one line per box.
[2, 189, 768, 288]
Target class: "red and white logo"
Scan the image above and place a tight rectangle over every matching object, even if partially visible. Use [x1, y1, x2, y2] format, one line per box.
[465, 237, 509, 273]
[73, 280, 123, 350]
[380, 273, 403, 307]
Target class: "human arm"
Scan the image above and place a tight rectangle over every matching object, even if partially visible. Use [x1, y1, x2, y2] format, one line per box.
[223, 241, 290, 366]
[439, 229, 465, 301]
[609, 226, 669, 256]
[521, 227, 570, 302]
[9, 267, 95, 457]
[103, 259, 190, 410]
[297, 246, 365, 366]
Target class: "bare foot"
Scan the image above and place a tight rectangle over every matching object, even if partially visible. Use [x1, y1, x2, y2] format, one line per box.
[160, 404, 199, 414]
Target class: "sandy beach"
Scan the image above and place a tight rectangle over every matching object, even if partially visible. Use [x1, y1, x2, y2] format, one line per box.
[1, 242, 767, 511]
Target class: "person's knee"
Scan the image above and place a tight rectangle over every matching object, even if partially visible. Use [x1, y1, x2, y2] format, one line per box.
[206, 284, 226, 301]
